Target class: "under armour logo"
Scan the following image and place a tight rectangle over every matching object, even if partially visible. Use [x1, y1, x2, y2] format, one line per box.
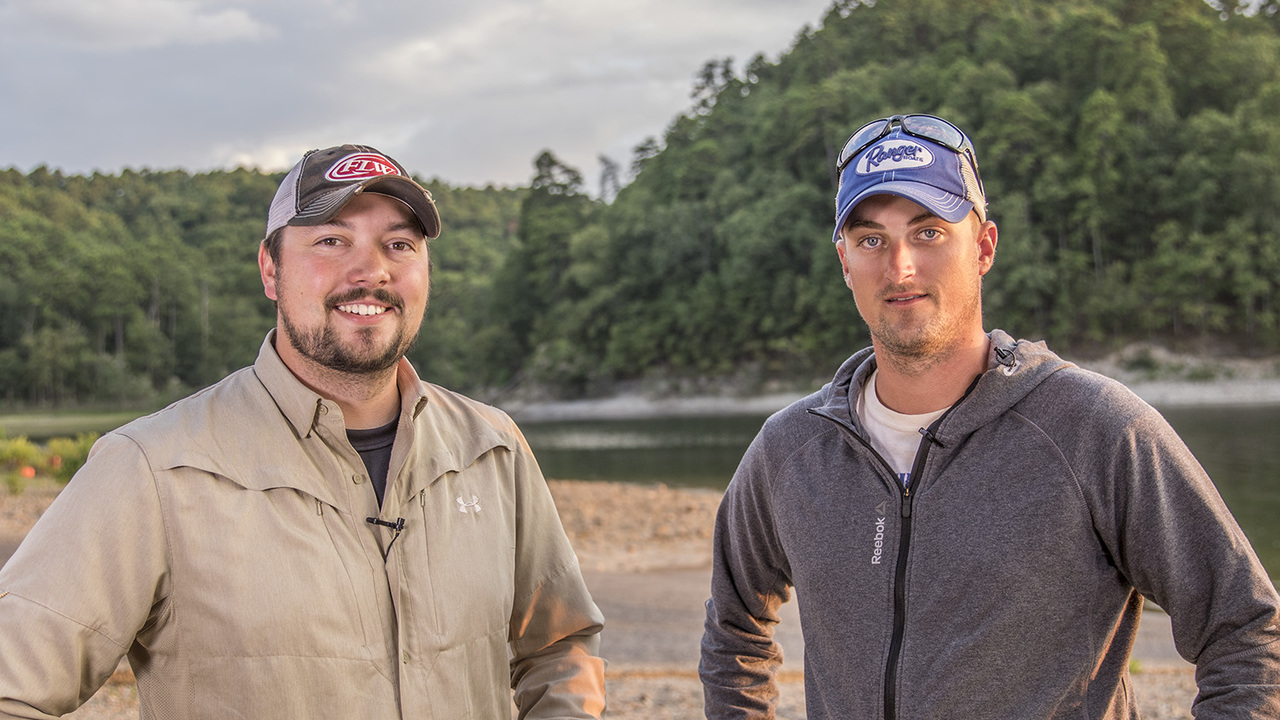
[456, 495, 481, 514]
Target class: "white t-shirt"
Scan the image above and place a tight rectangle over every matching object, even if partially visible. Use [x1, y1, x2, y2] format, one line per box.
[857, 370, 947, 488]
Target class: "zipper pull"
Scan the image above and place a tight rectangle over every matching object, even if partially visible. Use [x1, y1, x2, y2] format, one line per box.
[918, 426, 944, 446]
[901, 490, 913, 518]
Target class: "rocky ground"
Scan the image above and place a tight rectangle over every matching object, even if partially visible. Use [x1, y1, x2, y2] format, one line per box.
[548, 480, 723, 573]
[1, 478, 1200, 719]
[553, 482, 1200, 718]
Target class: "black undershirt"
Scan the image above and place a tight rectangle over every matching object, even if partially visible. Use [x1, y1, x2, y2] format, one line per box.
[347, 418, 398, 507]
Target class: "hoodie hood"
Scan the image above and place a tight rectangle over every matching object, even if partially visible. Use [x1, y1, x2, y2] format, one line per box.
[813, 329, 1074, 444]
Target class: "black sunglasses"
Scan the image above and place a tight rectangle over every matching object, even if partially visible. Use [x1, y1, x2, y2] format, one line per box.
[836, 114, 980, 177]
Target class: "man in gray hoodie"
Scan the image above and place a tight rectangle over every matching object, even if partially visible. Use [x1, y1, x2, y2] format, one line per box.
[699, 114, 1280, 719]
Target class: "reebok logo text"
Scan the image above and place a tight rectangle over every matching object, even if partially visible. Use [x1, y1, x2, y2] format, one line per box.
[871, 501, 888, 565]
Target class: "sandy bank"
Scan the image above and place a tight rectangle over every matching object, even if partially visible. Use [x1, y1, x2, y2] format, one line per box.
[0, 479, 721, 575]
[2, 479, 1200, 720]
[505, 376, 1280, 423]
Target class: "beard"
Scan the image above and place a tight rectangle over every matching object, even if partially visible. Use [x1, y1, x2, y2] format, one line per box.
[863, 281, 983, 365]
[279, 287, 420, 375]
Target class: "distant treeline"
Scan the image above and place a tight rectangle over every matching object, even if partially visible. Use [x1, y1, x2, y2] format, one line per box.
[0, 167, 523, 406]
[3, 0, 1279, 406]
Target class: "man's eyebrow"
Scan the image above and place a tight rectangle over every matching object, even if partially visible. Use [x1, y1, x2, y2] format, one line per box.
[844, 218, 884, 231]
[386, 220, 425, 236]
[845, 211, 940, 230]
[312, 217, 353, 231]
[313, 218, 424, 236]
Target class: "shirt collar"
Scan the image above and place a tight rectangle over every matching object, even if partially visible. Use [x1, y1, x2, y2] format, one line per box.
[252, 330, 430, 437]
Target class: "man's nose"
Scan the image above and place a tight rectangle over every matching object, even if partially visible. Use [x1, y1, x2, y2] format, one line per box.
[885, 241, 916, 283]
[349, 242, 391, 286]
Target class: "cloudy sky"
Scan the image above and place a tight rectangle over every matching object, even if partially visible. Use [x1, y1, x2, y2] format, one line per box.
[0, 0, 833, 190]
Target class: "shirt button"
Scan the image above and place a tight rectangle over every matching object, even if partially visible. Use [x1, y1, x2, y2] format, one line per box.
[352, 474, 365, 485]
[318, 404, 329, 415]
[403, 651, 410, 664]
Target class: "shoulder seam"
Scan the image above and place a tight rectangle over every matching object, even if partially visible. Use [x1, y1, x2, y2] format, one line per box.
[0, 591, 130, 651]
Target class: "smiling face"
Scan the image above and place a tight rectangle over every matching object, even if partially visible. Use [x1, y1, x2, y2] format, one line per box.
[836, 194, 996, 366]
[259, 192, 430, 385]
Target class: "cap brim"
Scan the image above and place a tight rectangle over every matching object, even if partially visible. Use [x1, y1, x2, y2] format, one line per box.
[290, 176, 442, 239]
[832, 181, 974, 242]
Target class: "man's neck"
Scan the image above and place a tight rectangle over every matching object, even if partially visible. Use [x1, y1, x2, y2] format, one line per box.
[321, 369, 403, 429]
[278, 350, 404, 429]
[871, 333, 990, 415]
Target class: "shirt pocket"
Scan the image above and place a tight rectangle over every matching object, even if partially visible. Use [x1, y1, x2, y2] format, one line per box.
[410, 461, 517, 647]
[167, 477, 373, 659]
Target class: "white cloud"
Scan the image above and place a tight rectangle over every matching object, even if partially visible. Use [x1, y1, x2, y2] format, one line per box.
[2, 0, 273, 50]
[0, 0, 834, 187]
[303, 0, 828, 185]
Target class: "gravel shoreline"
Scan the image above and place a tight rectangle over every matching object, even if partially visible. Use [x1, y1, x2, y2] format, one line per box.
[63, 669, 1196, 720]
[500, 345, 1280, 423]
[3, 479, 1200, 719]
[4, 346, 1262, 716]
[505, 377, 1280, 424]
[548, 480, 1198, 720]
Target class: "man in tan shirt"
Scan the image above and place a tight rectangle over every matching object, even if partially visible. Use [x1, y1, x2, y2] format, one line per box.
[0, 145, 606, 719]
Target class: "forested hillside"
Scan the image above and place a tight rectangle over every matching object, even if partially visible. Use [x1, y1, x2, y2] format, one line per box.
[494, 0, 1280, 395]
[3, 0, 1279, 405]
[0, 168, 522, 405]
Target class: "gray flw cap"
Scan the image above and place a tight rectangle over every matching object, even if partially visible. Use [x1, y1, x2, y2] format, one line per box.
[265, 144, 442, 240]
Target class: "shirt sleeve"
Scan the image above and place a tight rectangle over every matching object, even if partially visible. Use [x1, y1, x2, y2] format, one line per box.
[1092, 408, 1280, 717]
[699, 433, 794, 720]
[506, 430, 607, 720]
[0, 433, 170, 718]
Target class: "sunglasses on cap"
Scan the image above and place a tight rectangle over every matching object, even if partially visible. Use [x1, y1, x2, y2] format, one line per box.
[837, 114, 983, 185]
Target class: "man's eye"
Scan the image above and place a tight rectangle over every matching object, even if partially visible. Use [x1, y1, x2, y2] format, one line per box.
[862, 236, 882, 249]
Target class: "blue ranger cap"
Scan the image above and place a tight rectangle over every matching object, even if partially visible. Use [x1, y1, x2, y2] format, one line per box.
[832, 123, 985, 243]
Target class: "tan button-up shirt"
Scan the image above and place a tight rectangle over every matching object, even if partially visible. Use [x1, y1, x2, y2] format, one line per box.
[0, 333, 606, 719]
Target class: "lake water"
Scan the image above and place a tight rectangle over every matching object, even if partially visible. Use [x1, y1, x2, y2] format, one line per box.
[4, 404, 1277, 580]
[521, 405, 1280, 582]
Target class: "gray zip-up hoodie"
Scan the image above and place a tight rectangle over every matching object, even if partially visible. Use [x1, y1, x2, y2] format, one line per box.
[701, 330, 1280, 719]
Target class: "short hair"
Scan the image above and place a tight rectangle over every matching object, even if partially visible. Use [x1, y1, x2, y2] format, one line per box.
[262, 228, 285, 265]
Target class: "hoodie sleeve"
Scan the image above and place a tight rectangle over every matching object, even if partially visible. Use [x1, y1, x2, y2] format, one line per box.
[1089, 403, 1280, 717]
[0, 433, 169, 719]
[700, 429, 795, 720]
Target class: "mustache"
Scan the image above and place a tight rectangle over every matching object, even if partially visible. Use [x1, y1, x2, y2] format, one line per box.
[325, 287, 404, 312]
[878, 284, 926, 299]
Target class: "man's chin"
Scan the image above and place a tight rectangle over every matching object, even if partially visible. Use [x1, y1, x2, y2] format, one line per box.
[293, 336, 405, 375]
[870, 325, 945, 359]
[280, 314, 420, 376]
[330, 342, 406, 374]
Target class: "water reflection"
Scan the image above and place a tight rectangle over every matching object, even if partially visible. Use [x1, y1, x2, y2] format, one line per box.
[1160, 405, 1280, 585]
[522, 406, 1280, 582]
[521, 416, 767, 487]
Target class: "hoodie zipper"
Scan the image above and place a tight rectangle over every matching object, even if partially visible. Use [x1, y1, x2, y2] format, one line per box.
[811, 372, 981, 720]
[878, 379, 978, 720]
[817, 421, 922, 720]
[882, 431, 936, 720]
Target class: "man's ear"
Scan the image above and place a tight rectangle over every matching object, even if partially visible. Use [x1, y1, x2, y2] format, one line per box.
[976, 220, 998, 276]
[259, 242, 278, 301]
[836, 238, 854, 290]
